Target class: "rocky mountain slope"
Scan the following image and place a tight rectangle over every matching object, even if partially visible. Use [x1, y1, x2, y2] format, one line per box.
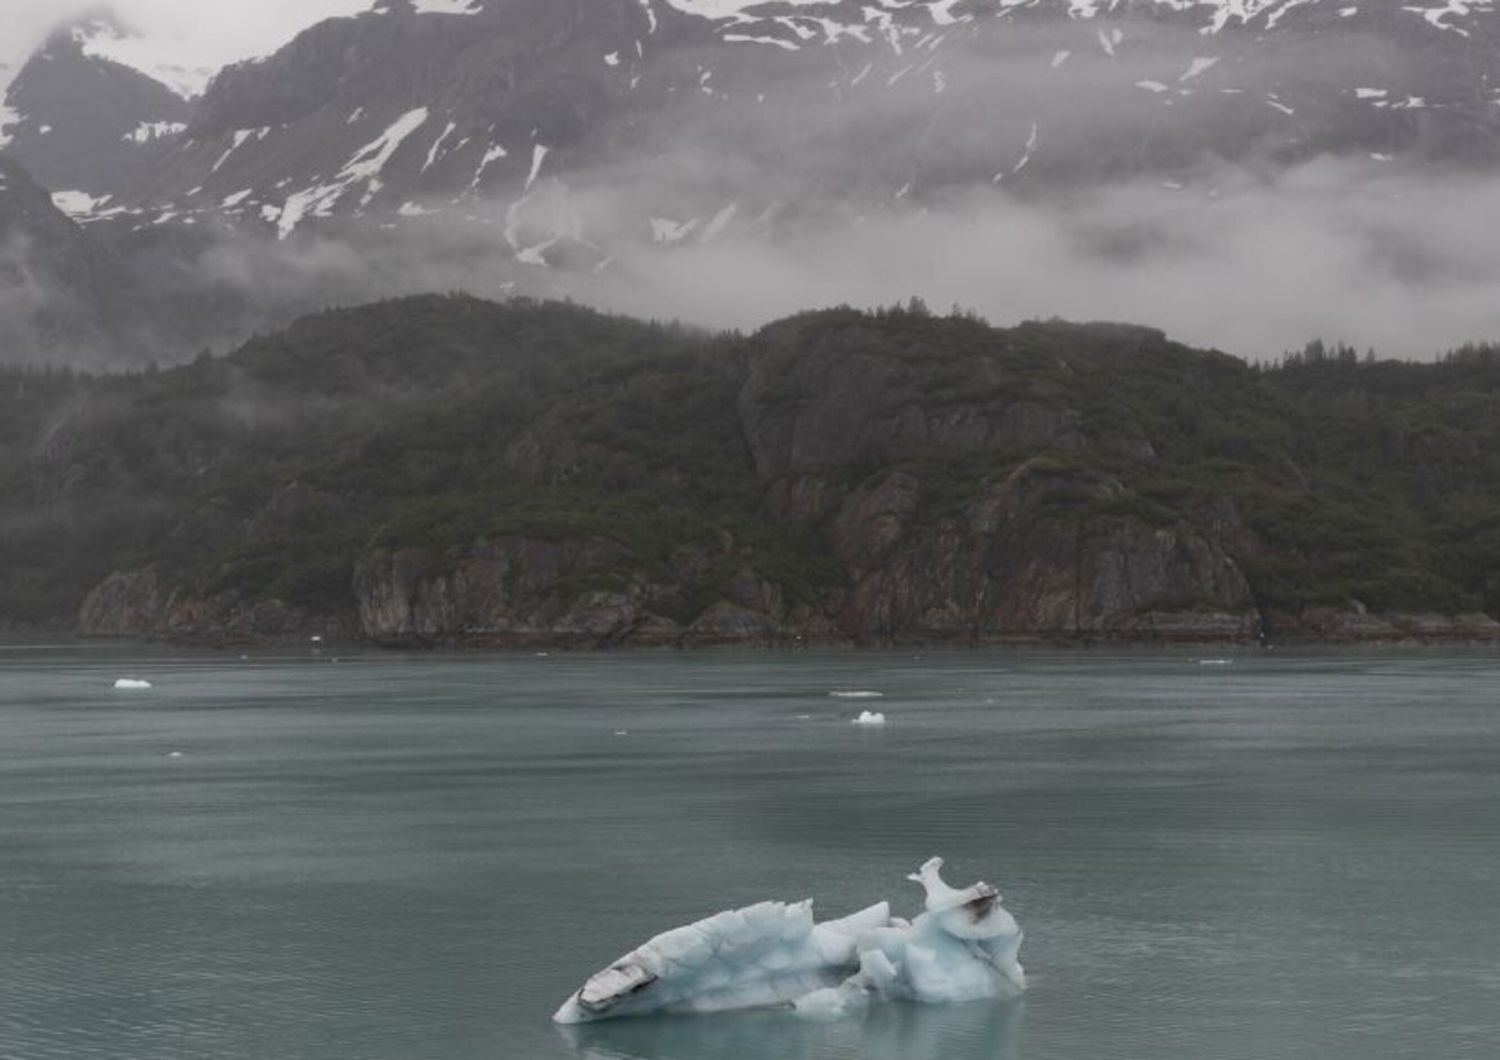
[25, 0, 1500, 234]
[3, 294, 1498, 646]
[4, 0, 1500, 366]
[0, 14, 191, 201]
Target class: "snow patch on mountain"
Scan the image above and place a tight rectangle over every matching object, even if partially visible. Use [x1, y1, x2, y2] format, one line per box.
[0, 102, 18, 150]
[423, 122, 459, 172]
[472, 142, 510, 189]
[51, 190, 109, 217]
[657, 0, 1498, 51]
[701, 202, 739, 241]
[412, 0, 484, 13]
[279, 108, 431, 238]
[346, 109, 431, 182]
[525, 144, 551, 193]
[124, 121, 187, 144]
[651, 216, 700, 243]
[1181, 57, 1220, 82]
[211, 129, 268, 174]
[725, 34, 802, 50]
[1406, 0, 1496, 34]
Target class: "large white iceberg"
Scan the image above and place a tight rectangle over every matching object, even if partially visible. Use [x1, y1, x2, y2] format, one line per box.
[552, 858, 1023, 1024]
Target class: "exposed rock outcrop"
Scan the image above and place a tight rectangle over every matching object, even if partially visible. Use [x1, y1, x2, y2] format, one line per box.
[79, 567, 342, 644]
[739, 320, 1088, 480]
[822, 461, 1259, 643]
[353, 537, 694, 647]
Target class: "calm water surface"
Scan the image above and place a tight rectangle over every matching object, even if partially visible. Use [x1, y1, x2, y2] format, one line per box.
[1, 648, 1497, 1060]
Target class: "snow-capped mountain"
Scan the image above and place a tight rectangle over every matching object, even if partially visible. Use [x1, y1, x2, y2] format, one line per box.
[1, 14, 191, 199]
[5, 0, 1500, 364]
[64, 12, 218, 100]
[58, 0, 1500, 238]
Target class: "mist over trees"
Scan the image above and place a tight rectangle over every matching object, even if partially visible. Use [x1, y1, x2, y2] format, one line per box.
[6, 295, 1500, 642]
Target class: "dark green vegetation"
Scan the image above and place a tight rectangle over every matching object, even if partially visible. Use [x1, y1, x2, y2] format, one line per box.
[2, 293, 1498, 635]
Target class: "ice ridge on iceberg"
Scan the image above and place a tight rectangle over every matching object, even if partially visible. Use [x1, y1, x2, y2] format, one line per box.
[552, 857, 1023, 1024]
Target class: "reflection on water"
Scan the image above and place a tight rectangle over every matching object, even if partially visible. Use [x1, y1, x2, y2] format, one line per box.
[559, 1000, 1023, 1060]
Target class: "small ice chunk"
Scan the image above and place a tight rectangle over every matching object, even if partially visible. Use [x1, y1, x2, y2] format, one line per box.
[852, 711, 887, 726]
[114, 678, 154, 690]
[830, 691, 883, 699]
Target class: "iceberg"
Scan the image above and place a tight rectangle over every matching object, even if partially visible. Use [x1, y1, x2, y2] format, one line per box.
[851, 711, 887, 726]
[113, 678, 154, 690]
[552, 858, 1023, 1024]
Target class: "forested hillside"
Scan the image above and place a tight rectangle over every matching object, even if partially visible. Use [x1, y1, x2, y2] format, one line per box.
[4, 294, 1499, 646]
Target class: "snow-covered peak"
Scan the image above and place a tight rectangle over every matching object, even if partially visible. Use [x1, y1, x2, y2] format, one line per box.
[69, 15, 216, 99]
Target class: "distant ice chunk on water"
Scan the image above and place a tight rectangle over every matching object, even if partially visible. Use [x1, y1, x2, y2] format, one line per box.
[552, 858, 1023, 1024]
[113, 678, 154, 690]
[829, 691, 883, 699]
[851, 711, 887, 726]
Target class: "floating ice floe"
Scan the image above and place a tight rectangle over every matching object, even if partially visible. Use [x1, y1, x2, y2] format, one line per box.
[113, 678, 154, 690]
[852, 711, 887, 726]
[552, 857, 1023, 1024]
[1195, 658, 1233, 666]
[829, 691, 883, 699]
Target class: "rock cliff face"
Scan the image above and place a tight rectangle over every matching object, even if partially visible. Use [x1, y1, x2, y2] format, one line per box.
[739, 319, 1091, 480]
[353, 537, 663, 647]
[820, 461, 1258, 643]
[79, 568, 345, 644]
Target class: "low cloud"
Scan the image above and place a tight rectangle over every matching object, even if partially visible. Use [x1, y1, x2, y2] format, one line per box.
[0, 0, 369, 88]
[177, 155, 1500, 364]
[13, 9, 1500, 364]
[575, 156, 1500, 360]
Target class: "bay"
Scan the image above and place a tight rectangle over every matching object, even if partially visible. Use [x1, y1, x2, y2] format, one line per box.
[1, 648, 1497, 1059]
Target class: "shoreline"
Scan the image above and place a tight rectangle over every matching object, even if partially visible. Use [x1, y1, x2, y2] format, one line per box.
[8, 629, 1500, 656]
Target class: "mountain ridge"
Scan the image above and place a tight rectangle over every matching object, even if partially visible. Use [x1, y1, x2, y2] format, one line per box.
[4, 0, 1500, 366]
[15, 0, 1500, 231]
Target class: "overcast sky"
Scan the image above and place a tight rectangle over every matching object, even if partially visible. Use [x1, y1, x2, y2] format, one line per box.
[1, 1, 370, 82]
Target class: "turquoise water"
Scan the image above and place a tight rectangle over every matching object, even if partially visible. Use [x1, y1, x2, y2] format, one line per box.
[1, 648, 1497, 1059]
